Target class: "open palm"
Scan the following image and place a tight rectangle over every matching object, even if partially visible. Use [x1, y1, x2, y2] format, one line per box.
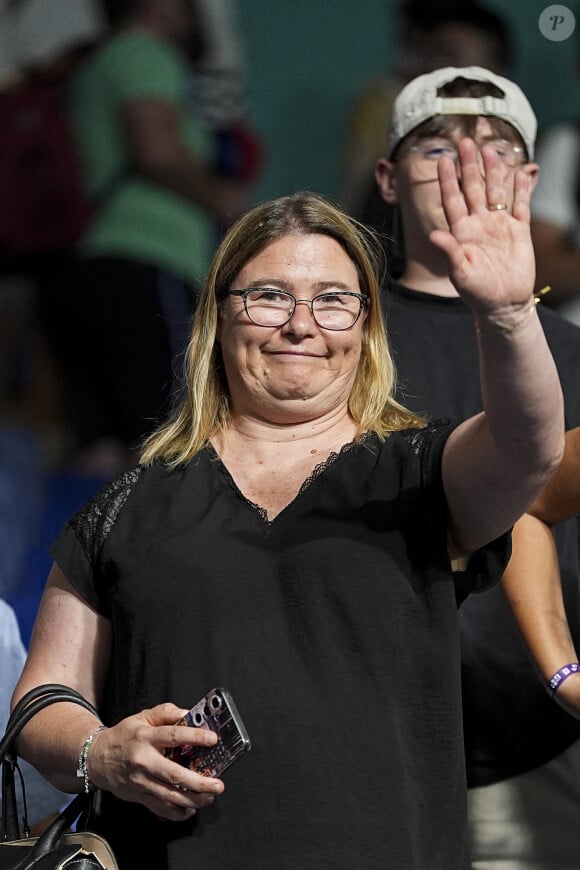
[430, 138, 535, 318]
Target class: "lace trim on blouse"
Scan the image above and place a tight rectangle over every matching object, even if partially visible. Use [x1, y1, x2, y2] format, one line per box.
[401, 419, 452, 456]
[66, 422, 451, 555]
[209, 436, 371, 524]
[69, 466, 145, 563]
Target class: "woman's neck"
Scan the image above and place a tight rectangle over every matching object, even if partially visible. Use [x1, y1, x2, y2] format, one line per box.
[213, 405, 359, 458]
[211, 407, 361, 521]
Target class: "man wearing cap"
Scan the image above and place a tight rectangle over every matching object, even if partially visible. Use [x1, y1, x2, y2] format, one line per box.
[376, 67, 580, 868]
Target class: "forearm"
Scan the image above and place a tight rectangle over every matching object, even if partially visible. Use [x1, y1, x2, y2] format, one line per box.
[476, 304, 564, 486]
[139, 141, 246, 223]
[12, 695, 224, 823]
[502, 513, 580, 718]
[445, 308, 564, 553]
[503, 514, 575, 679]
[529, 427, 580, 525]
[11, 565, 111, 791]
[122, 99, 250, 225]
[12, 570, 222, 819]
[13, 703, 104, 793]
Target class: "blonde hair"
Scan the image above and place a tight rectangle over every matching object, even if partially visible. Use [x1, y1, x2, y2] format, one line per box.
[141, 191, 424, 466]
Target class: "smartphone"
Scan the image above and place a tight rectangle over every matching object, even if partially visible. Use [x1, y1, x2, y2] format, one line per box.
[165, 687, 251, 778]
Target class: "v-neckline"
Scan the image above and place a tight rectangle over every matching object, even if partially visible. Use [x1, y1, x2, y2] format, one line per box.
[207, 436, 368, 525]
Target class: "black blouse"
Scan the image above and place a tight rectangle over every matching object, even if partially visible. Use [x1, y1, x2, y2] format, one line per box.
[52, 423, 509, 869]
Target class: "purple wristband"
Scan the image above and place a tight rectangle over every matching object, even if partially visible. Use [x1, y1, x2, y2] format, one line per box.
[547, 662, 580, 696]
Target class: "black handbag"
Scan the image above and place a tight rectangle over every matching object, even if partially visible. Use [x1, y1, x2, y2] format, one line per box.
[0, 683, 119, 869]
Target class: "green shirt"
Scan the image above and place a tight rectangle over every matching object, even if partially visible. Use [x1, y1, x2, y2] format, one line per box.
[67, 31, 215, 286]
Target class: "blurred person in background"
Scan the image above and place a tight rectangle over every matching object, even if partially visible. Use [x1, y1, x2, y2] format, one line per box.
[0, 1, 107, 640]
[37, 0, 255, 476]
[0, 0, 106, 461]
[190, 0, 264, 241]
[341, 0, 511, 276]
[531, 15, 580, 327]
[375, 65, 580, 869]
[0, 598, 68, 832]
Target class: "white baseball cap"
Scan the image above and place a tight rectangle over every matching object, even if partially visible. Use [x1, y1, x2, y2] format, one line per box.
[387, 66, 537, 160]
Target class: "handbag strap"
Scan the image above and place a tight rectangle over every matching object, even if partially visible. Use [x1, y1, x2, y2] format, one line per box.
[1, 684, 100, 841]
[24, 792, 89, 854]
[3, 684, 98, 744]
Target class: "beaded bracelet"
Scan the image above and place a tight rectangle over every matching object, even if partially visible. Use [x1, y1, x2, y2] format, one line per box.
[547, 662, 580, 697]
[76, 724, 107, 793]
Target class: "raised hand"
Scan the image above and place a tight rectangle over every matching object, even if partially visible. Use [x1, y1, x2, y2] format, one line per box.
[430, 137, 535, 321]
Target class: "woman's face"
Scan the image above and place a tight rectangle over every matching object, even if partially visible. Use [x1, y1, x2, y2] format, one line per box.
[217, 233, 368, 425]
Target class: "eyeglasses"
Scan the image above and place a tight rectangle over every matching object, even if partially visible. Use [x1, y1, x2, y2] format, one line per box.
[225, 287, 369, 330]
[404, 138, 526, 179]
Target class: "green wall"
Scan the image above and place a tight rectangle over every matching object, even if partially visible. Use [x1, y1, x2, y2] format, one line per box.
[239, 0, 579, 203]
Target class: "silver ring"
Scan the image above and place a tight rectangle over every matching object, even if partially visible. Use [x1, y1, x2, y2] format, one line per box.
[487, 203, 508, 211]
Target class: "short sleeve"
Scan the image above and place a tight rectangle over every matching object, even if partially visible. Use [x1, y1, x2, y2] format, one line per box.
[401, 419, 455, 528]
[453, 533, 512, 606]
[50, 466, 145, 616]
[402, 421, 512, 604]
[105, 34, 186, 104]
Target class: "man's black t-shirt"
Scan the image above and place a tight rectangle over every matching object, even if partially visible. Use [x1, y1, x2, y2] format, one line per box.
[384, 281, 580, 786]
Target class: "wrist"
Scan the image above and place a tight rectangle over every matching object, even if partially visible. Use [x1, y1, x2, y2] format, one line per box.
[76, 724, 107, 793]
[474, 299, 536, 335]
[546, 662, 580, 697]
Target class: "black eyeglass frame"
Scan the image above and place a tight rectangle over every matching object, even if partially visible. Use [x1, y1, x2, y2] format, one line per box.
[224, 287, 370, 331]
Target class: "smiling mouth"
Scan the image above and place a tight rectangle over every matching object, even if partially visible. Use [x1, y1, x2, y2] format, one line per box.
[267, 351, 324, 358]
